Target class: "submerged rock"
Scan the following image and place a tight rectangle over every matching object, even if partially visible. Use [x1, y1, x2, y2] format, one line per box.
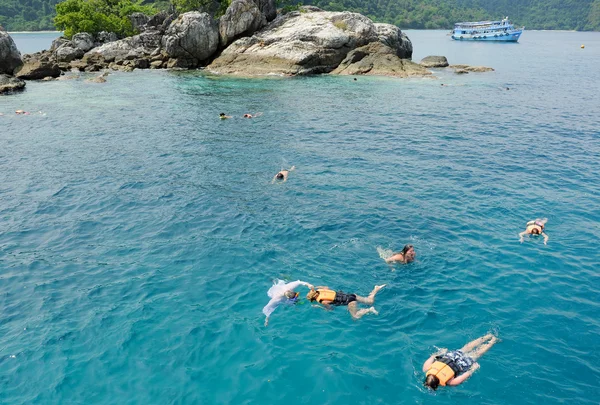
[162, 12, 219, 67]
[87, 71, 109, 83]
[0, 73, 26, 94]
[208, 9, 380, 76]
[448, 64, 494, 72]
[420, 55, 449, 68]
[0, 30, 23, 74]
[332, 42, 430, 77]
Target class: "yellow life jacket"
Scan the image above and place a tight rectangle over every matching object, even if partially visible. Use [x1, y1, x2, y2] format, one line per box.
[426, 361, 455, 386]
[316, 289, 336, 303]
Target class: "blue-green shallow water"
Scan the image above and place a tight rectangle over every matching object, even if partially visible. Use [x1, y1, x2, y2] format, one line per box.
[1, 30, 600, 404]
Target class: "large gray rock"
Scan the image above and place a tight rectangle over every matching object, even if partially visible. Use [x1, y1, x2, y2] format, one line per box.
[95, 31, 118, 47]
[219, 0, 264, 47]
[72, 33, 95, 52]
[0, 73, 26, 94]
[162, 12, 219, 66]
[89, 30, 162, 62]
[253, 0, 276, 22]
[420, 55, 449, 68]
[130, 12, 150, 32]
[14, 54, 61, 79]
[208, 9, 379, 76]
[55, 43, 85, 63]
[51, 36, 70, 51]
[146, 10, 169, 31]
[0, 30, 23, 75]
[332, 41, 430, 77]
[374, 23, 412, 59]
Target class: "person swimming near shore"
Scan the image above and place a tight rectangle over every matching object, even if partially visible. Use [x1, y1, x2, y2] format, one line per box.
[263, 279, 314, 326]
[383, 244, 415, 264]
[219, 113, 232, 119]
[423, 333, 499, 390]
[272, 166, 295, 183]
[306, 284, 386, 320]
[519, 218, 549, 245]
[243, 112, 263, 118]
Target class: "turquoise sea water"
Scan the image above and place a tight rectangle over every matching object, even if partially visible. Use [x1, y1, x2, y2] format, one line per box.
[1, 30, 600, 404]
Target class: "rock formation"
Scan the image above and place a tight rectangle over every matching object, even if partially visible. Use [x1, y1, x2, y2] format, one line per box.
[0, 29, 23, 74]
[332, 42, 429, 77]
[253, 0, 276, 22]
[14, 53, 61, 80]
[0, 73, 26, 94]
[420, 55, 449, 68]
[162, 12, 219, 67]
[448, 64, 494, 72]
[208, 9, 381, 75]
[374, 23, 412, 59]
[219, 0, 264, 48]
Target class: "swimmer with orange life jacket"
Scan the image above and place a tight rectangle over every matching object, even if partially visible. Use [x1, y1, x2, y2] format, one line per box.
[519, 218, 549, 245]
[423, 333, 498, 390]
[307, 284, 386, 320]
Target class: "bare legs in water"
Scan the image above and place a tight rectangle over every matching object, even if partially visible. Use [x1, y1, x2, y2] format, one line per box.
[348, 284, 386, 319]
[460, 333, 499, 361]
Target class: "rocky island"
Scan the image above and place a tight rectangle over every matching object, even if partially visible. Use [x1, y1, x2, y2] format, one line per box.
[1, 3, 493, 94]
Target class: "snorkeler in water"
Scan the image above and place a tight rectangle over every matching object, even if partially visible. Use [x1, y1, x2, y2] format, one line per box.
[519, 218, 549, 245]
[219, 113, 232, 119]
[423, 333, 499, 390]
[307, 284, 386, 320]
[263, 279, 314, 326]
[243, 112, 263, 118]
[272, 166, 295, 183]
[385, 244, 415, 264]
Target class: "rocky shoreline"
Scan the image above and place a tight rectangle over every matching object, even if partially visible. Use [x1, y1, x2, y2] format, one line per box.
[1, 5, 493, 94]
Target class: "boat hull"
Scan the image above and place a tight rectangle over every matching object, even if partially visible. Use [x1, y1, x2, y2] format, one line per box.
[451, 30, 523, 42]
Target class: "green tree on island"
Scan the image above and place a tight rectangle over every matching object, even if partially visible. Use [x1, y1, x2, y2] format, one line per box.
[54, 0, 157, 38]
[1, 0, 599, 32]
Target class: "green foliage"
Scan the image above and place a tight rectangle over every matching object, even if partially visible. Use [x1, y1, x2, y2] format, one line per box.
[0, 0, 63, 30]
[171, 0, 229, 16]
[586, 0, 600, 30]
[1, 0, 599, 31]
[54, 0, 156, 38]
[300, 0, 600, 30]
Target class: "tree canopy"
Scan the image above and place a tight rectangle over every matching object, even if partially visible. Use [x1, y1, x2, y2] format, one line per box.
[0, 0, 598, 32]
[53, 0, 156, 38]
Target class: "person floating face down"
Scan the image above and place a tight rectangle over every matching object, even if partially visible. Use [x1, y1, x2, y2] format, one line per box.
[306, 284, 386, 320]
[519, 218, 549, 245]
[219, 113, 232, 119]
[422, 333, 498, 390]
[262, 279, 314, 326]
[385, 244, 416, 264]
[272, 166, 295, 183]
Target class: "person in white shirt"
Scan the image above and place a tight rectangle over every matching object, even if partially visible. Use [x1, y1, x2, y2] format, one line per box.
[263, 279, 313, 326]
